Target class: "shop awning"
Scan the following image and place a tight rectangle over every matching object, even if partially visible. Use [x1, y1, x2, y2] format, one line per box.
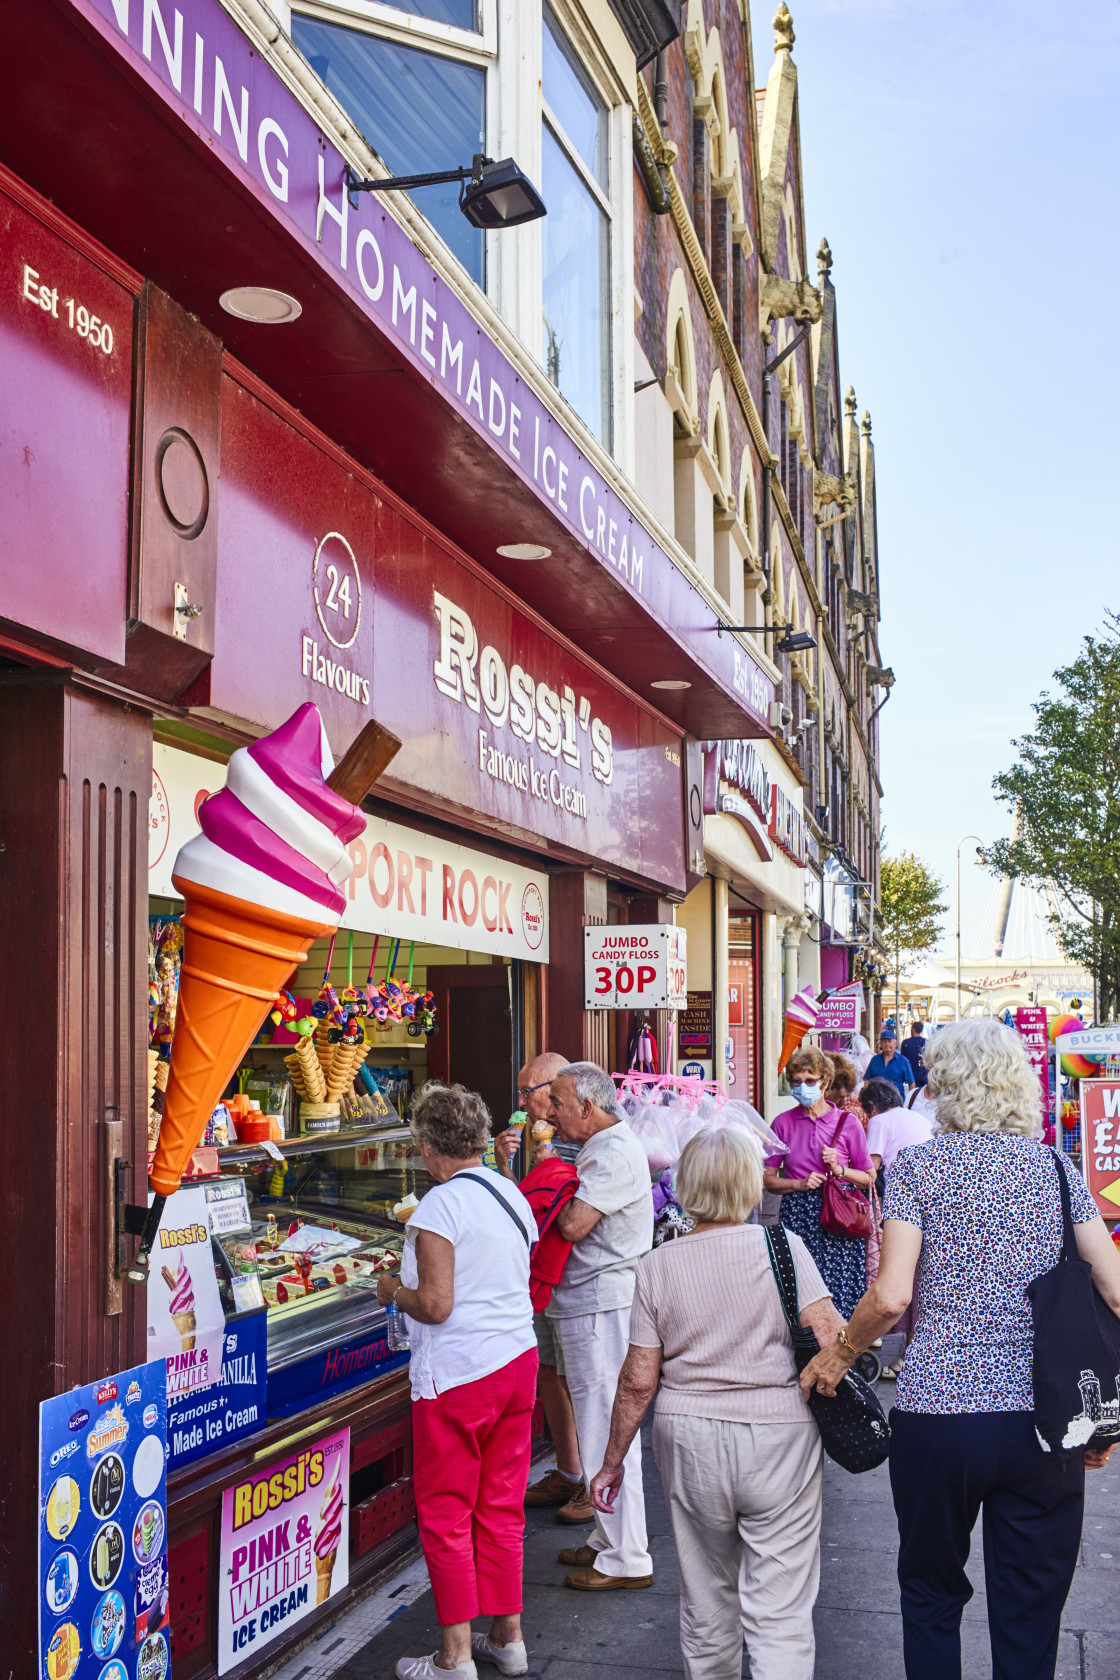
[1, 0, 776, 742]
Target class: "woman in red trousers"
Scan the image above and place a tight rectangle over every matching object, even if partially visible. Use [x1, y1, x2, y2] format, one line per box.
[378, 1082, 538, 1680]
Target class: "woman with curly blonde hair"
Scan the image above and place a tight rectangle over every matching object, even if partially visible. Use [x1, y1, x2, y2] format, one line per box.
[801, 1019, 1120, 1680]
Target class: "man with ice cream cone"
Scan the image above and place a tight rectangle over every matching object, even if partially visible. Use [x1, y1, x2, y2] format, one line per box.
[545, 1063, 654, 1592]
[494, 1052, 589, 1525]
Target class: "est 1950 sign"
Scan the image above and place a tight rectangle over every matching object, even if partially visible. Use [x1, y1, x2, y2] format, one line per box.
[584, 926, 688, 1011]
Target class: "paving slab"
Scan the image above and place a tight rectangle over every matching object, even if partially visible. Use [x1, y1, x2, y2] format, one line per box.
[328, 1399, 1119, 1680]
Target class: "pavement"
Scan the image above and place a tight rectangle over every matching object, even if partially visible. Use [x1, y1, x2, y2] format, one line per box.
[297, 1389, 1120, 1680]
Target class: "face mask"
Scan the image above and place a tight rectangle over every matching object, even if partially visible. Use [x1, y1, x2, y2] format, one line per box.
[791, 1083, 821, 1107]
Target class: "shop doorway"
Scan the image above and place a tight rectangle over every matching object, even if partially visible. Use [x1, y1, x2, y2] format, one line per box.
[426, 964, 515, 1129]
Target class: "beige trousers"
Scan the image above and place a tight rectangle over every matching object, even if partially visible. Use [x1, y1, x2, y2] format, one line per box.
[653, 1412, 822, 1680]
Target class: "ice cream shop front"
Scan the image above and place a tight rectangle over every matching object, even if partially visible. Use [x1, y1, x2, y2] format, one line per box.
[0, 2, 779, 1673]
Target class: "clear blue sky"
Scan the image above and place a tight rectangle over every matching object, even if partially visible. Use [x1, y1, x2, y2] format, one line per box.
[750, 0, 1120, 955]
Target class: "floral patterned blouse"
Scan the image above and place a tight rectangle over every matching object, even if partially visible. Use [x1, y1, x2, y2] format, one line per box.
[833, 1092, 868, 1131]
[883, 1132, 1099, 1413]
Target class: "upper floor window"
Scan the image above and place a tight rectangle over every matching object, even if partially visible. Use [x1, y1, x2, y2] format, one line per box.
[289, 3, 488, 285]
[541, 7, 612, 447]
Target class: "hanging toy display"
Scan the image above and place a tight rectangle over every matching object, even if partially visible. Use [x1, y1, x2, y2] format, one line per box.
[627, 1017, 659, 1075]
[359, 938, 438, 1037]
[269, 990, 299, 1033]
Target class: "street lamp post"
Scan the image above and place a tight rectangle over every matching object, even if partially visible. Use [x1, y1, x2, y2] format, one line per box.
[956, 834, 983, 1021]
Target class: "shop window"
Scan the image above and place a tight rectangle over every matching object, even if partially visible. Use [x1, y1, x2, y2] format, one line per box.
[542, 7, 612, 446]
[380, 0, 477, 23]
[290, 10, 487, 284]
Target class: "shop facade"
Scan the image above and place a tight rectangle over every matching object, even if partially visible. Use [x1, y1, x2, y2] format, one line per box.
[0, 3, 785, 1674]
[675, 738, 810, 1119]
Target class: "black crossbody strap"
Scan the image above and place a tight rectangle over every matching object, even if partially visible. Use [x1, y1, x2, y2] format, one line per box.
[454, 1171, 532, 1247]
[764, 1226, 801, 1334]
[1050, 1147, 1077, 1263]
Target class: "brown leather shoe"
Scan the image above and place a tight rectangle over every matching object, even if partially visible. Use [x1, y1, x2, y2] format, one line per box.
[557, 1544, 597, 1567]
[555, 1484, 594, 1525]
[565, 1566, 653, 1592]
[524, 1469, 581, 1508]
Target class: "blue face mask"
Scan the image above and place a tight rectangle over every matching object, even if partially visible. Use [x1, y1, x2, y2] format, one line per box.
[791, 1083, 821, 1107]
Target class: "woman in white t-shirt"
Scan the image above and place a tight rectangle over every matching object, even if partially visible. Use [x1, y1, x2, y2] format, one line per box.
[377, 1082, 537, 1680]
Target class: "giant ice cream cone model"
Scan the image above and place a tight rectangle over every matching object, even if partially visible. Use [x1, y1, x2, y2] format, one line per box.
[150, 704, 366, 1198]
[776, 986, 823, 1076]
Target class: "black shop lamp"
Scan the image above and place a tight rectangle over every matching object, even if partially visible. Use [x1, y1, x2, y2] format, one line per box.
[715, 622, 818, 655]
[346, 154, 546, 229]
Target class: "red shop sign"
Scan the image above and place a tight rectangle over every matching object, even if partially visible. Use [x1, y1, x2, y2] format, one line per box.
[0, 182, 136, 663]
[193, 375, 686, 892]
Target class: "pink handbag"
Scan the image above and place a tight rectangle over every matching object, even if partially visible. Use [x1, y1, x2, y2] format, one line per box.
[819, 1111, 874, 1239]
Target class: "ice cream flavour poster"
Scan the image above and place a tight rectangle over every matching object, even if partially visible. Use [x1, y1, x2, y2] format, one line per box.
[218, 1429, 349, 1673]
[147, 1184, 226, 1398]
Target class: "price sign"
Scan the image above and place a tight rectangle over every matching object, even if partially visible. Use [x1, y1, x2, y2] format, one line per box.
[1079, 1081, 1120, 1218]
[583, 925, 687, 1010]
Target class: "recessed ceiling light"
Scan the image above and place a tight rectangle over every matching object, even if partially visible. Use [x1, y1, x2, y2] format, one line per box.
[650, 679, 691, 691]
[496, 542, 551, 560]
[219, 286, 302, 324]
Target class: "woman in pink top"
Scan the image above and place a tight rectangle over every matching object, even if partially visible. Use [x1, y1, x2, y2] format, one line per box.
[763, 1046, 874, 1318]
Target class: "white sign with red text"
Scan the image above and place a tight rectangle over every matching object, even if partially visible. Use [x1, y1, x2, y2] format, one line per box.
[150, 744, 549, 960]
[584, 926, 687, 1010]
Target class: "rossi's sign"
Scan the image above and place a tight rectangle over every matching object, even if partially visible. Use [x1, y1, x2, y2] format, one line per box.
[191, 377, 685, 893]
[584, 926, 688, 1011]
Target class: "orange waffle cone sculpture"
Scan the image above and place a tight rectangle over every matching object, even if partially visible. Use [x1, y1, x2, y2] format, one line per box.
[150, 876, 334, 1196]
[776, 1018, 812, 1076]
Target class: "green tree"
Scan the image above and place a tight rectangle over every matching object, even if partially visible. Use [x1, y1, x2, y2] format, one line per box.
[879, 851, 949, 977]
[986, 616, 1120, 1020]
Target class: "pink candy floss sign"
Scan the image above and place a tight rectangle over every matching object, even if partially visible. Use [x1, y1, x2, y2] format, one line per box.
[217, 1428, 349, 1674]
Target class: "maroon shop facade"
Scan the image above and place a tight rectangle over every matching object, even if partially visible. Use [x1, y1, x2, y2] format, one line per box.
[0, 6, 778, 1673]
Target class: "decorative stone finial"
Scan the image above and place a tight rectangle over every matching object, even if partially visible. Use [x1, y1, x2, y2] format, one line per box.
[817, 237, 832, 280]
[861, 409, 872, 436]
[844, 386, 857, 417]
[773, 4, 795, 53]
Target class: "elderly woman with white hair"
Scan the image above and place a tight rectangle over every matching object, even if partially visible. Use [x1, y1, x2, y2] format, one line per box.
[802, 1018, 1120, 1680]
[588, 1126, 844, 1680]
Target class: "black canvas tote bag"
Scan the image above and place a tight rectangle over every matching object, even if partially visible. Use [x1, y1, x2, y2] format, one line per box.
[765, 1225, 890, 1473]
[1027, 1149, 1120, 1454]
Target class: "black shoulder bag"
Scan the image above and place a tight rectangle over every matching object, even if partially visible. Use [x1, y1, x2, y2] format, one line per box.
[765, 1225, 890, 1473]
[1027, 1149, 1120, 1454]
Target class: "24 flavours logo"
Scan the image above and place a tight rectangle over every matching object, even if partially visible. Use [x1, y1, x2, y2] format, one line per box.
[301, 532, 370, 706]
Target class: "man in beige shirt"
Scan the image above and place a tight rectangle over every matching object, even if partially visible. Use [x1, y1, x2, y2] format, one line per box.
[494, 1051, 589, 1523]
[547, 1062, 654, 1591]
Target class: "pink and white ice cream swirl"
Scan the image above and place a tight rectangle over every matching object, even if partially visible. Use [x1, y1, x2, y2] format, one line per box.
[315, 1464, 344, 1559]
[169, 1254, 194, 1316]
[172, 704, 366, 923]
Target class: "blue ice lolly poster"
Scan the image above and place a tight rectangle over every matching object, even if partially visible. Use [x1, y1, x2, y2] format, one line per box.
[39, 1359, 171, 1680]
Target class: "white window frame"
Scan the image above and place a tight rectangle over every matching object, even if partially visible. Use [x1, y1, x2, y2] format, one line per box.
[537, 3, 631, 465]
[274, 0, 496, 64]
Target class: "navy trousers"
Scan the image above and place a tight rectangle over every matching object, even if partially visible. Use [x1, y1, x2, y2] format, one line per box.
[888, 1409, 1085, 1680]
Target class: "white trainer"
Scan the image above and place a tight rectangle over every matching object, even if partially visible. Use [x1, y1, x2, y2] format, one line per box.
[395, 1655, 478, 1680]
[470, 1633, 529, 1676]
